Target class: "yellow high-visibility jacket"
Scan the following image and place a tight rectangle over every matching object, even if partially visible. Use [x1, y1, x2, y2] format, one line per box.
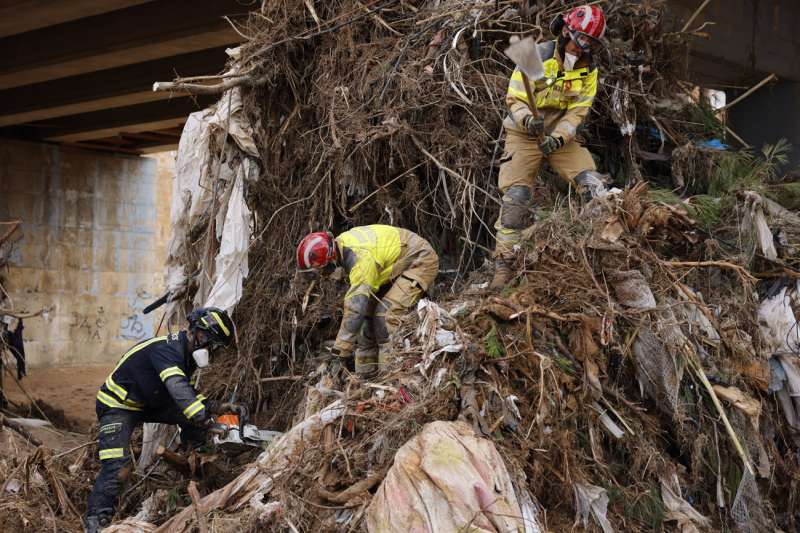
[337, 225, 403, 298]
[502, 40, 598, 144]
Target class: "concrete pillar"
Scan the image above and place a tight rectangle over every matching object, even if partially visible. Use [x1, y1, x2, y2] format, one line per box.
[0, 140, 173, 366]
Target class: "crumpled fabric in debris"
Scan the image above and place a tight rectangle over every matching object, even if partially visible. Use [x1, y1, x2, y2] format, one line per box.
[757, 284, 800, 356]
[758, 283, 800, 434]
[610, 270, 656, 310]
[573, 482, 614, 533]
[660, 474, 711, 533]
[367, 420, 542, 533]
[415, 299, 463, 376]
[164, 87, 259, 317]
[741, 191, 778, 260]
[204, 168, 251, 312]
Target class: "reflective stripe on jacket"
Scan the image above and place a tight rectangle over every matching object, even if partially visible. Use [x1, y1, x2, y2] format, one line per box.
[503, 40, 598, 144]
[96, 331, 207, 423]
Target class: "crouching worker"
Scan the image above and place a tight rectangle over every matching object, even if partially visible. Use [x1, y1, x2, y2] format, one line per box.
[296, 225, 439, 377]
[85, 307, 244, 533]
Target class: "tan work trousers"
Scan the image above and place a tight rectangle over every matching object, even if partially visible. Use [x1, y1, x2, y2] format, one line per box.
[494, 129, 595, 257]
[355, 238, 439, 375]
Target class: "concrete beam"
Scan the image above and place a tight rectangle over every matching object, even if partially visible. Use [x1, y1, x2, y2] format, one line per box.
[0, 0, 249, 89]
[0, 0, 153, 38]
[0, 47, 229, 126]
[0, 97, 212, 143]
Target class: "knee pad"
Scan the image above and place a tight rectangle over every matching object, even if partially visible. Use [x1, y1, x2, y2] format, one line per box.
[373, 307, 389, 344]
[500, 185, 534, 230]
[573, 170, 609, 200]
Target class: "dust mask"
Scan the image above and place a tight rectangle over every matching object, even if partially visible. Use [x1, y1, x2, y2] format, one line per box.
[192, 348, 210, 368]
[564, 52, 579, 71]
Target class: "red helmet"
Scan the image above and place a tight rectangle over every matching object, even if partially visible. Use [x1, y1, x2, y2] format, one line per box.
[561, 5, 606, 49]
[296, 231, 336, 271]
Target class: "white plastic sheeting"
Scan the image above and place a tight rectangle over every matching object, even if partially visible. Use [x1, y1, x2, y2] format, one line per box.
[164, 86, 258, 316]
[204, 168, 251, 312]
[573, 482, 614, 533]
[140, 87, 259, 470]
[760, 283, 800, 437]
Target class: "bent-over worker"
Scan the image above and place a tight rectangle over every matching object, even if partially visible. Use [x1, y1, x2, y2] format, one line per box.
[84, 307, 243, 533]
[492, 5, 608, 289]
[296, 225, 439, 377]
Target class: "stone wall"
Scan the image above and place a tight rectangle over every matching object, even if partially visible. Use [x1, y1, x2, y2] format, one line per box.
[0, 140, 173, 366]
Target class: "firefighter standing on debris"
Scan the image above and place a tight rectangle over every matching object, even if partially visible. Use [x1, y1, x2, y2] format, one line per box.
[296, 225, 439, 377]
[84, 307, 244, 533]
[491, 5, 608, 289]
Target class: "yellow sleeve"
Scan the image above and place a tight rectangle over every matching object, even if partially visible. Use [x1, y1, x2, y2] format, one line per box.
[551, 69, 597, 144]
[506, 69, 533, 129]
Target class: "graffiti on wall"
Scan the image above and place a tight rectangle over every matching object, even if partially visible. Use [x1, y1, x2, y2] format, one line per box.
[118, 287, 156, 341]
[120, 314, 147, 340]
[70, 306, 107, 341]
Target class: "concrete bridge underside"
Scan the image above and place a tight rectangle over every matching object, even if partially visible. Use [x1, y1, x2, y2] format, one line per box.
[0, 0, 797, 158]
[0, 0, 251, 154]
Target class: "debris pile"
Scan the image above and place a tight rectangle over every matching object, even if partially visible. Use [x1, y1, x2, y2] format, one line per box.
[108, 181, 800, 532]
[3, 1, 800, 532]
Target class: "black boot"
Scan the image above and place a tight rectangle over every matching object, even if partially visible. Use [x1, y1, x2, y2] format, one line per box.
[84, 514, 110, 533]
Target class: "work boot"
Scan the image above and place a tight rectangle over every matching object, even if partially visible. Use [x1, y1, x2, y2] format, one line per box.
[489, 258, 513, 290]
[355, 348, 378, 379]
[84, 515, 109, 533]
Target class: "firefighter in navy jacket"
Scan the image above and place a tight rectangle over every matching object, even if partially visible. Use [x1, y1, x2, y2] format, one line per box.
[85, 307, 240, 532]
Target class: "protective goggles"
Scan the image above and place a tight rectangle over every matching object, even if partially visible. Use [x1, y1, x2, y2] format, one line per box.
[568, 30, 597, 51]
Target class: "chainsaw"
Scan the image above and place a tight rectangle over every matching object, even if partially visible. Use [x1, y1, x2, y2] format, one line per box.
[212, 411, 282, 450]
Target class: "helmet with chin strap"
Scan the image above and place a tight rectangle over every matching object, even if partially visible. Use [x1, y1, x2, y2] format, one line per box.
[187, 307, 235, 348]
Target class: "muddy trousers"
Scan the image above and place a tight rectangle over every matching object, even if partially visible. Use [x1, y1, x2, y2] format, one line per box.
[494, 129, 596, 258]
[86, 402, 205, 523]
[355, 252, 439, 375]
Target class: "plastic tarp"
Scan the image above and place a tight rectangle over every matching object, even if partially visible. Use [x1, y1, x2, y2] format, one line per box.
[204, 167, 251, 312]
[164, 87, 258, 314]
[366, 420, 544, 533]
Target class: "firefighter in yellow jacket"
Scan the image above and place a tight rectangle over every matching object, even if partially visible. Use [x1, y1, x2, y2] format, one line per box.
[491, 5, 608, 289]
[296, 225, 439, 376]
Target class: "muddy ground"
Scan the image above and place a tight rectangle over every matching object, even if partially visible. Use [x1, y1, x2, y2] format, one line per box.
[4, 364, 110, 432]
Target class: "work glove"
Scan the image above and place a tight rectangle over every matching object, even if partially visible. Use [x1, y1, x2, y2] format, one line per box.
[539, 135, 565, 155]
[522, 115, 544, 138]
[205, 420, 230, 437]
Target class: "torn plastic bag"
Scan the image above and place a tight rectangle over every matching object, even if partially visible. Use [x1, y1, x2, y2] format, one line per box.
[660, 473, 711, 533]
[573, 482, 614, 533]
[367, 420, 544, 533]
[415, 299, 463, 376]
